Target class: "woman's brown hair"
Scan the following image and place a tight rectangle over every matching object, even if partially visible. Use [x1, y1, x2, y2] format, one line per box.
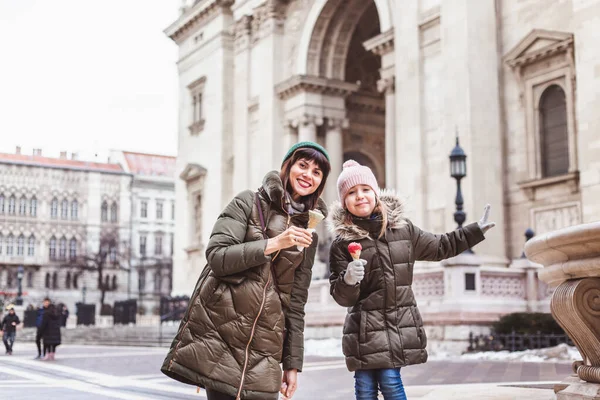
[280, 147, 331, 210]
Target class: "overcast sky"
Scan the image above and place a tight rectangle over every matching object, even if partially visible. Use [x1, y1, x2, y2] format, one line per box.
[0, 0, 179, 161]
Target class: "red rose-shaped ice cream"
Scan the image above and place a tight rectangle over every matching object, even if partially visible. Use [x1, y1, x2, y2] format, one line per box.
[348, 242, 362, 261]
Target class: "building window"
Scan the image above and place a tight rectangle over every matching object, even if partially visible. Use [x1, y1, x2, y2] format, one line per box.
[138, 270, 146, 292]
[30, 196, 37, 217]
[73, 274, 79, 289]
[59, 236, 67, 260]
[66, 272, 72, 289]
[465, 273, 476, 291]
[28, 235, 35, 256]
[27, 271, 33, 288]
[6, 234, 14, 255]
[61, 199, 68, 219]
[101, 201, 108, 222]
[112, 275, 117, 290]
[0, 234, 3, 255]
[154, 234, 163, 256]
[171, 201, 175, 220]
[51, 198, 58, 219]
[0, 194, 4, 213]
[52, 272, 58, 289]
[156, 201, 163, 220]
[139, 234, 147, 256]
[104, 275, 110, 290]
[71, 200, 78, 220]
[19, 196, 27, 215]
[540, 85, 569, 177]
[170, 233, 174, 256]
[49, 236, 57, 260]
[154, 272, 162, 293]
[188, 76, 206, 135]
[45, 273, 51, 288]
[17, 234, 24, 256]
[109, 245, 117, 263]
[8, 195, 16, 215]
[7, 271, 13, 287]
[140, 201, 148, 218]
[110, 203, 118, 222]
[69, 238, 77, 260]
[506, 30, 577, 199]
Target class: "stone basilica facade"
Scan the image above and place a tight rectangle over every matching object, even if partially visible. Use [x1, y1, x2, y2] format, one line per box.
[168, 0, 600, 325]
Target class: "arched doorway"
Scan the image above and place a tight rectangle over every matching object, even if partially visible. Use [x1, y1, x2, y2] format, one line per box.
[303, 0, 386, 186]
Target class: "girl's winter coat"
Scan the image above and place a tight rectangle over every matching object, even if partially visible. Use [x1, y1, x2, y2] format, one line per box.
[329, 191, 485, 372]
[162, 171, 327, 400]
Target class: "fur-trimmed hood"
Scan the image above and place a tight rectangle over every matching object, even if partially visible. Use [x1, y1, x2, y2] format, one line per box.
[328, 189, 407, 241]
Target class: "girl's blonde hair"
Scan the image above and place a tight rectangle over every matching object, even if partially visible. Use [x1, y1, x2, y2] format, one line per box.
[344, 194, 388, 239]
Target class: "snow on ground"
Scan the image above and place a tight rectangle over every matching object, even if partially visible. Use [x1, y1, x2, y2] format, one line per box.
[304, 339, 581, 363]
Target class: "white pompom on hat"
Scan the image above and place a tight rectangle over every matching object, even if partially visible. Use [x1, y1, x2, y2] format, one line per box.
[337, 160, 379, 202]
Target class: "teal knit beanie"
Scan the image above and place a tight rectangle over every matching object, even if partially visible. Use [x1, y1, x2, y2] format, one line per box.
[282, 141, 330, 166]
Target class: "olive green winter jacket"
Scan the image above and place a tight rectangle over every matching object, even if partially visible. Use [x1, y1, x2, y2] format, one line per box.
[329, 191, 485, 371]
[162, 171, 327, 399]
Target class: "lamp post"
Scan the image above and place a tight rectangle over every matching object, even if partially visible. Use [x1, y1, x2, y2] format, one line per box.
[82, 284, 87, 304]
[449, 136, 472, 253]
[16, 266, 24, 306]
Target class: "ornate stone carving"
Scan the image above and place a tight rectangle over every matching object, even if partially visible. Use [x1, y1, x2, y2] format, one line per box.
[377, 76, 395, 95]
[166, 0, 235, 44]
[532, 203, 581, 235]
[413, 273, 444, 297]
[552, 278, 600, 384]
[525, 222, 600, 386]
[275, 74, 358, 100]
[481, 274, 526, 299]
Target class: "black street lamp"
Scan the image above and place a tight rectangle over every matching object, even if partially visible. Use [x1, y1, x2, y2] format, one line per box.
[16, 266, 24, 306]
[82, 284, 87, 304]
[450, 136, 467, 228]
[449, 136, 472, 254]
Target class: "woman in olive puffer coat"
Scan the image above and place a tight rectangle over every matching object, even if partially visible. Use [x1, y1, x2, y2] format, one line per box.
[328, 160, 495, 400]
[162, 142, 331, 400]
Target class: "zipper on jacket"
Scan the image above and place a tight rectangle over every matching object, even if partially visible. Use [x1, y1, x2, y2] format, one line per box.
[235, 215, 290, 399]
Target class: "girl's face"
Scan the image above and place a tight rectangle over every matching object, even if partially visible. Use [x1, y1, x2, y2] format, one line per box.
[345, 184, 377, 217]
[289, 158, 324, 200]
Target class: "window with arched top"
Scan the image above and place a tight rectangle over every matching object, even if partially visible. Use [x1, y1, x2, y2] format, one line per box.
[6, 234, 14, 255]
[8, 195, 16, 214]
[104, 275, 110, 290]
[0, 234, 3, 255]
[28, 235, 35, 256]
[59, 236, 67, 260]
[49, 236, 57, 260]
[17, 234, 24, 256]
[110, 202, 118, 222]
[61, 199, 69, 219]
[539, 85, 569, 177]
[45, 272, 51, 288]
[51, 198, 58, 218]
[30, 196, 37, 217]
[112, 275, 117, 290]
[52, 272, 58, 289]
[71, 200, 78, 220]
[69, 238, 77, 260]
[27, 271, 33, 288]
[19, 196, 27, 215]
[101, 201, 108, 222]
[66, 272, 72, 289]
[0, 194, 4, 213]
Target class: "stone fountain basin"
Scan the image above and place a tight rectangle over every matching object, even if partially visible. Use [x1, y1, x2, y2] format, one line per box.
[524, 222, 600, 287]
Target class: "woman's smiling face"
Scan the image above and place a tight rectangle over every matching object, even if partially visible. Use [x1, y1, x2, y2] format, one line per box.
[288, 158, 323, 200]
[344, 184, 376, 217]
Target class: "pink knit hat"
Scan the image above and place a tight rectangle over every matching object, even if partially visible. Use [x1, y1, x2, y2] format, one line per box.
[337, 160, 379, 202]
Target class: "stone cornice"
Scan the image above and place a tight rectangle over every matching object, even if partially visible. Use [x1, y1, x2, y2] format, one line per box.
[363, 28, 394, 56]
[346, 92, 385, 113]
[165, 0, 234, 44]
[275, 75, 359, 100]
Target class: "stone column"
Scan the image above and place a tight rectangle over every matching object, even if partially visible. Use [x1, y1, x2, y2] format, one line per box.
[294, 115, 323, 143]
[325, 118, 347, 203]
[525, 222, 600, 397]
[377, 76, 396, 189]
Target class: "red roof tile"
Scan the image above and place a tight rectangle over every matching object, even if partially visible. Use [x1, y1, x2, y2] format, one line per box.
[123, 151, 176, 177]
[0, 152, 125, 173]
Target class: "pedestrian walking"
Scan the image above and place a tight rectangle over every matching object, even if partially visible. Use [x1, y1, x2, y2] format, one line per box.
[328, 160, 495, 399]
[1, 305, 20, 355]
[40, 302, 61, 361]
[34, 298, 50, 359]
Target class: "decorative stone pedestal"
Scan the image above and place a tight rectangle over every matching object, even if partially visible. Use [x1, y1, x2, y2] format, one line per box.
[525, 222, 600, 399]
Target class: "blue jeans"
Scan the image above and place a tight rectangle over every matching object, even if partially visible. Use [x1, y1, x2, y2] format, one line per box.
[354, 368, 407, 400]
[3, 331, 16, 353]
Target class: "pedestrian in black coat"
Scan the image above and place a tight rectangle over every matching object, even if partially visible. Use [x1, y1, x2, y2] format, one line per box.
[40, 303, 61, 361]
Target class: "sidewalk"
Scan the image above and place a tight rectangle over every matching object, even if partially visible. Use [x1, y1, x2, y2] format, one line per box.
[406, 382, 557, 399]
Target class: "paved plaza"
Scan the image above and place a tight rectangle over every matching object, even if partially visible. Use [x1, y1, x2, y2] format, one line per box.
[0, 343, 573, 399]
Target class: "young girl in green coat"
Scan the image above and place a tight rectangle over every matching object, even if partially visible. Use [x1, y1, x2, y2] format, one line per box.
[328, 160, 495, 400]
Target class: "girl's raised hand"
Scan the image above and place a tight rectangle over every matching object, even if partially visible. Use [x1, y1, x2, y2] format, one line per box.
[478, 204, 496, 234]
